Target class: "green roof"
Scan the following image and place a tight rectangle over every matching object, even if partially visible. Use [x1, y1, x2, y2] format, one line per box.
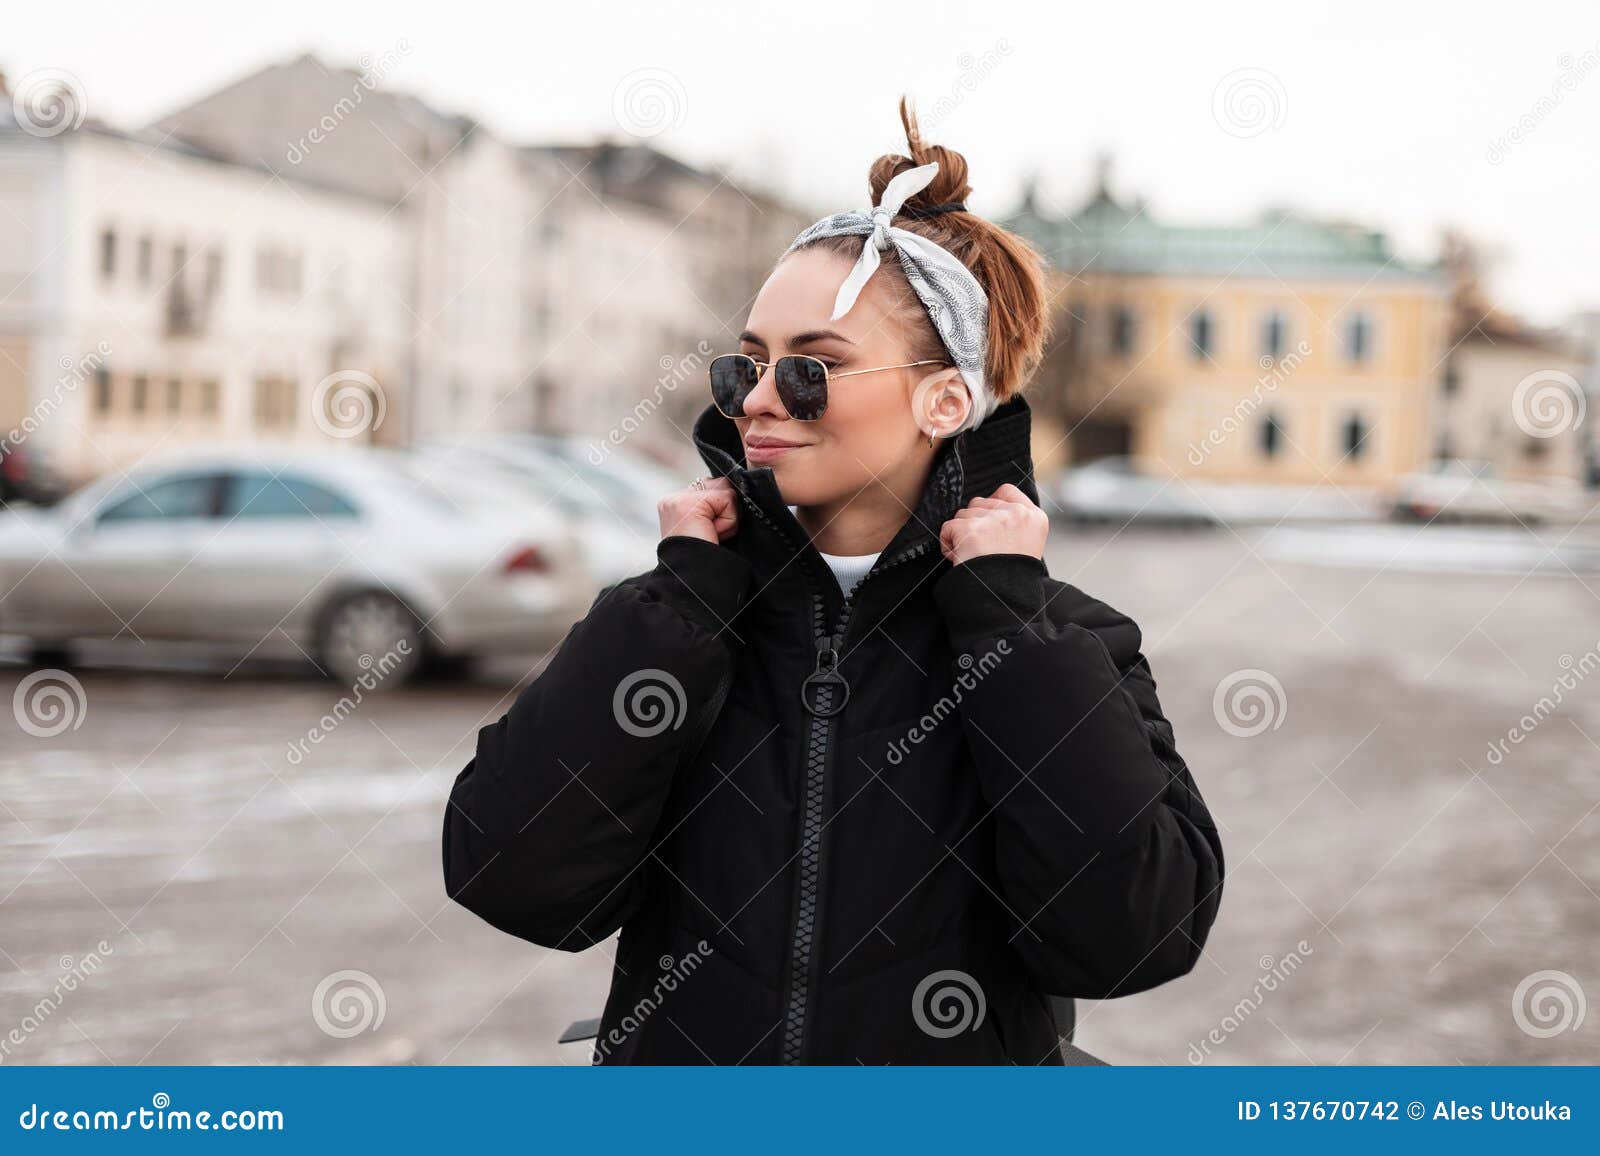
[1002, 185, 1441, 284]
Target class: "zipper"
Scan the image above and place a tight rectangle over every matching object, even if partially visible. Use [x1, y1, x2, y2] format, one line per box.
[776, 533, 939, 1064]
[724, 476, 943, 1064]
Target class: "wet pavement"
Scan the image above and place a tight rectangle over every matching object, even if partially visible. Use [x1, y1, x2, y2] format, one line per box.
[3, 521, 1599, 1065]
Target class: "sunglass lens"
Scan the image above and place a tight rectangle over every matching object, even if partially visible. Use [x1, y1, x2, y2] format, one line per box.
[776, 356, 828, 421]
[709, 355, 759, 417]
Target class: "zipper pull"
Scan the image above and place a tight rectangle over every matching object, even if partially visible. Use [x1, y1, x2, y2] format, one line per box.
[800, 634, 850, 717]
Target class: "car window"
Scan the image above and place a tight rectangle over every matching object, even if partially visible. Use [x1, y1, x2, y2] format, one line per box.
[382, 455, 527, 514]
[97, 473, 221, 523]
[222, 471, 359, 519]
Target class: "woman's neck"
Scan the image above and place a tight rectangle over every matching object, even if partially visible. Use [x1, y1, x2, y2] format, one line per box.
[794, 462, 932, 556]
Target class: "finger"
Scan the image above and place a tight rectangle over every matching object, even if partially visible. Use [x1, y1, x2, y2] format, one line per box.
[990, 483, 1031, 504]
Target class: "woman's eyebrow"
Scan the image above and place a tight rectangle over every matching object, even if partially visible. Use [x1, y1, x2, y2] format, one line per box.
[738, 328, 856, 348]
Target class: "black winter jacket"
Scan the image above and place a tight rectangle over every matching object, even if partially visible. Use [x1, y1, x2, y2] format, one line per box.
[442, 395, 1224, 1064]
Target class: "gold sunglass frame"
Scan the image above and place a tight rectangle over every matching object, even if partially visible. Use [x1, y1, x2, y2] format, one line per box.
[708, 353, 950, 421]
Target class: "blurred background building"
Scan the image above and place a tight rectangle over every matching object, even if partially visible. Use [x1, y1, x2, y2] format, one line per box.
[1007, 158, 1452, 488]
[0, 54, 810, 489]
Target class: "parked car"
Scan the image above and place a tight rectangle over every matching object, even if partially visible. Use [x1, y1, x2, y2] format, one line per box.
[0, 447, 591, 684]
[0, 443, 70, 508]
[1048, 456, 1218, 526]
[1389, 460, 1590, 525]
[413, 440, 658, 585]
[493, 433, 686, 526]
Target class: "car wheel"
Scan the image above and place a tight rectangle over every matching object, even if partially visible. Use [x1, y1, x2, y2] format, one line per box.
[316, 591, 424, 687]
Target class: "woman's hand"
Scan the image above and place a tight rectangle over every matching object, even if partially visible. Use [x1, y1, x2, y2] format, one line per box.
[658, 477, 740, 545]
[939, 482, 1048, 566]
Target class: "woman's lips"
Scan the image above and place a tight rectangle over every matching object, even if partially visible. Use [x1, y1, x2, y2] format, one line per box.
[744, 438, 807, 465]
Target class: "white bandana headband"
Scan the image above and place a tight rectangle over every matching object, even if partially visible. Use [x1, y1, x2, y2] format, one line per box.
[781, 161, 994, 434]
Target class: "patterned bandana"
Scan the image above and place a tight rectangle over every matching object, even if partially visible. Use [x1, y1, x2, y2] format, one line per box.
[781, 161, 994, 433]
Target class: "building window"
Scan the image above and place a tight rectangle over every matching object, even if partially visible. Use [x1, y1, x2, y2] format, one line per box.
[136, 236, 154, 285]
[1442, 364, 1460, 396]
[1344, 311, 1372, 364]
[171, 242, 188, 279]
[167, 377, 183, 414]
[205, 249, 224, 297]
[94, 368, 113, 413]
[131, 374, 149, 414]
[1188, 310, 1214, 361]
[253, 376, 298, 429]
[199, 380, 220, 417]
[255, 245, 304, 296]
[1342, 412, 1369, 460]
[1261, 310, 1287, 360]
[99, 227, 117, 281]
[1110, 306, 1136, 356]
[1259, 411, 1283, 458]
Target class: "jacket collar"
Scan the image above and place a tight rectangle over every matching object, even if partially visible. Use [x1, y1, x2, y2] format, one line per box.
[690, 394, 1040, 563]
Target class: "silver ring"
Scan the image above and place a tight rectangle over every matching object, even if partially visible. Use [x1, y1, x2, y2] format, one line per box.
[690, 477, 706, 491]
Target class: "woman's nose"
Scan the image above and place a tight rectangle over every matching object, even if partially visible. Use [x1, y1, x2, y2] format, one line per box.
[739, 363, 790, 421]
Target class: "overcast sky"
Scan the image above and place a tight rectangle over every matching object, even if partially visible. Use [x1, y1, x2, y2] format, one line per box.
[8, 0, 1599, 324]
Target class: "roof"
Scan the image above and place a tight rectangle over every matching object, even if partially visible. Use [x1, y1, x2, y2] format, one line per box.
[521, 139, 784, 215]
[1003, 173, 1441, 285]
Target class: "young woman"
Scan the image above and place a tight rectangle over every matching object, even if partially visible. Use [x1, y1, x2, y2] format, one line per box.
[443, 100, 1224, 1065]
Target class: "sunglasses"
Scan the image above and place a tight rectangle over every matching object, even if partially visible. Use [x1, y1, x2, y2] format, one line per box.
[708, 353, 949, 422]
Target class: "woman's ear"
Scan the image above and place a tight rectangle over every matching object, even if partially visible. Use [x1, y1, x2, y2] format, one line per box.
[911, 367, 972, 440]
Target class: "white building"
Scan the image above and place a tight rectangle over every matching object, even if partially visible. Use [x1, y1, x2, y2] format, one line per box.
[0, 105, 408, 485]
[0, 55, 810, 487]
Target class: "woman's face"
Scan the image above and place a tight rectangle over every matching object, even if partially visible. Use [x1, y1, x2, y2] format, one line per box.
[733, 247, 967, 509]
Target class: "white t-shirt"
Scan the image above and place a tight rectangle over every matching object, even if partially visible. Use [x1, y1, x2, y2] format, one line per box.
[788, 505, 881, 595]
[818, 548, 881, 596]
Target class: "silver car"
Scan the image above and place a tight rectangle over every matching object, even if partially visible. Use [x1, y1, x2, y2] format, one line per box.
[0, 447, 591, 685]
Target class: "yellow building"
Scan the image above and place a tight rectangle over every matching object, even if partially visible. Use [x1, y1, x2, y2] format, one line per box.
[1007, 178, 1450, 486]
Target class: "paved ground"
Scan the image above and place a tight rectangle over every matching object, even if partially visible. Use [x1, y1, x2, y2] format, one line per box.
[3, 521, 1599, 1066]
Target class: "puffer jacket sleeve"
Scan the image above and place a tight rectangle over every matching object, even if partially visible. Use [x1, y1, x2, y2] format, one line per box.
[932, 552, 1224, 999]
[443, 535, 752, 951]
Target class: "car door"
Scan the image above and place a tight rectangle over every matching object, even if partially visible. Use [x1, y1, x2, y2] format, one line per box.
[47, 470, 226, 642]
[183, 469, 361, 647]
